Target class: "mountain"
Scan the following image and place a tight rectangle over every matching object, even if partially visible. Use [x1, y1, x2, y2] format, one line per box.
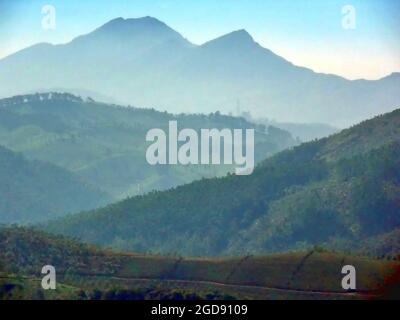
[239, 112, 339, 142]
[0, 17, 399, 127]
[0, 92, 297, 200]
[1, 227, 398, 300]
[43, 109, 400, 256]
[0, 145, 110, 224]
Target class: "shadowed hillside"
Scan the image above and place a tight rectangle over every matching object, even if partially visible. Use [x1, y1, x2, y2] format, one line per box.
[0, 145, 110, 224]
[43, 109, 400, 256]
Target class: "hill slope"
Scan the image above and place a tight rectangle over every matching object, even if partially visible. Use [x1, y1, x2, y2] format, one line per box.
[43, 109, 400, 256]
[0, 145, 110, 224]
[1, 227, 399, 300]
[0, 92, 297, 200]
[0, 17, 399, 127]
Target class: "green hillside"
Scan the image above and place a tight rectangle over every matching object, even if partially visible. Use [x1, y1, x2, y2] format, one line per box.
[0, 275, 87, 300]
[0, 145, 110, 224]
[0, 93, 297, 201]
[1, 227, 398, 300]
[43, 109, 400, 256]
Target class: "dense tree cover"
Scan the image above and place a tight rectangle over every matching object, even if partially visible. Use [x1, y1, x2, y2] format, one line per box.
[229, 142, 400, 255]
[351, 228, 400, 260]
[0, 146, 110, 224]
[0, 226, 123, 275]
[0, 93, 297, 202]
[43, 110, 400, 257]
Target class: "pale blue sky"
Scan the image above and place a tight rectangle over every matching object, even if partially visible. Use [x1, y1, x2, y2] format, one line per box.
[0, 0, 399, 79]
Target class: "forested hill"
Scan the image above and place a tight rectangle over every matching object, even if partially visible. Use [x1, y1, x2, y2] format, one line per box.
[43, 109, 400, 257]
[0, 92, 297, 201]
[0, 145, 111, 224]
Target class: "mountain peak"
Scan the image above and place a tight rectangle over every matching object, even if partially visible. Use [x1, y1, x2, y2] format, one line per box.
[97, 16, 169, 32]
[217, 29, 254, 42]
[202, 29, 257, 50]
[228, 29, 253, 40]
[136, 16, 164, 24]
[73, 16, 189, 46]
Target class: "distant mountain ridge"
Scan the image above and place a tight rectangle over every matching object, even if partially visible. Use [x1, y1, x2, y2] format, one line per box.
[0, 17, 399, 127]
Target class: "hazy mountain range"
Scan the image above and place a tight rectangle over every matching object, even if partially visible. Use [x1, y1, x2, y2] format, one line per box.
[0, 16, 399, 127]
[239, 112, 340, 142]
